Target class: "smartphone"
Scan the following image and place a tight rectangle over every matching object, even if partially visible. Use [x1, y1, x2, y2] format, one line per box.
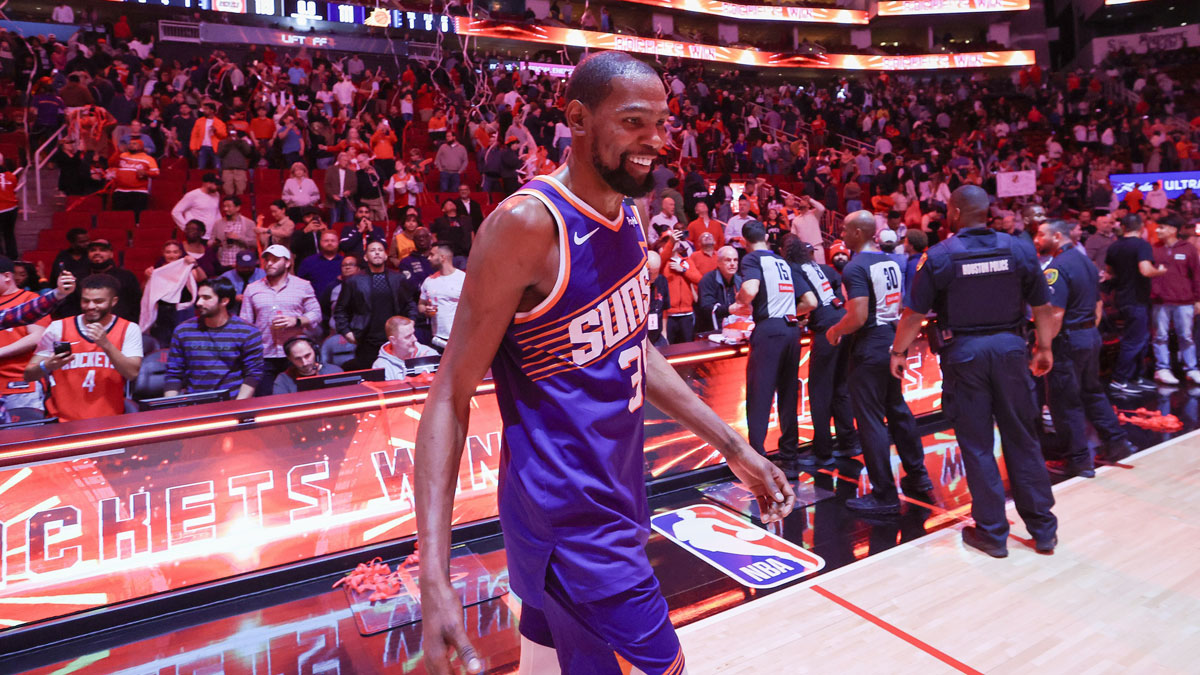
[53, 341, 72, 357]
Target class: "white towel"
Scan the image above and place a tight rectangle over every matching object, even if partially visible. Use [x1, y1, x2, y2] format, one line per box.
[139, 258, 197, 333]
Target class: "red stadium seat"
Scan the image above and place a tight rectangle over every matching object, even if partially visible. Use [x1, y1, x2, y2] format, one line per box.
[90, 227, 131, 249]
[96, 212, 136, 230]
[157, 168, 189, 183]
[137, 210, 175, 228]
[65, 194, 104, 212]
[132, 227, 177, 247]
[122, 249, 159, 275]
[37, 228, 70, 250]
[18, 249, 58, 277]
[150, 180, 186, 196]
[51, 211, 93, 230]
[254, 168, 283, 187]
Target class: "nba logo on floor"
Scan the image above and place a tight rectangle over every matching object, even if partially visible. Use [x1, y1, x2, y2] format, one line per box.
[651, 504, 825, 589]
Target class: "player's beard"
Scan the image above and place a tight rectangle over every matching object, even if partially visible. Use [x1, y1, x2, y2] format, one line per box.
[595, 149, 655, 198]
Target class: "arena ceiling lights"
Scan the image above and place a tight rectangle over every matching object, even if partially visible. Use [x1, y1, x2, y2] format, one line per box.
[453, 18, 1036, 71]
[876, 0, 1031, 16]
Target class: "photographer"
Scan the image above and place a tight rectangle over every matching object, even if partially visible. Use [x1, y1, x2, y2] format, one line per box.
[217, 126, 255, 195]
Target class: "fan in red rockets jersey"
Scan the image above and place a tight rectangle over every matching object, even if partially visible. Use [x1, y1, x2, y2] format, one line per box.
[414, 52, 794, 675]
[0, 164, 18, 259]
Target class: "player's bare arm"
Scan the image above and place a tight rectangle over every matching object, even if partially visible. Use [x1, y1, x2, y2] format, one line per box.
[414, 195, 557, 675]
[644, 345, 795, 523]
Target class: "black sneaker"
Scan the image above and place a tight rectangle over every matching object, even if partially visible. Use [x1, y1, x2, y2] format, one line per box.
[1034, 535, 1057, 554]
[795, 452, 835, 472]
[832, 444, 861, 459]
[1108, 381, 1139, 396]
[1131, 378, 1158, 392]
[899, 472, 934, 496]
[845, 493, 901, 515]
[961, 525, 1008, 558]
[1099, 438, 1136, 463]
[773, 456, 801, 480]
[1045, 459, 1095, 479]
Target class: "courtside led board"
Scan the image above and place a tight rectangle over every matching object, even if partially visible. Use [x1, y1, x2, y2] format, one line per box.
[651, 504, 824, 589]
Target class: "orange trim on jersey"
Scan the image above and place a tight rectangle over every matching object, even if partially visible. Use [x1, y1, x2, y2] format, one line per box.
[520, 331, 573, 353]
[515, 263, 645, 340]
[511, 189, 573, 326]
[529, 176, 625, 232]
[665, 648, 686, 675]
[527, 318, 646, 381]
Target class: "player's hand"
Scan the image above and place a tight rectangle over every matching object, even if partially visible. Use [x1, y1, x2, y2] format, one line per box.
[54, 271, 75, 300]
[83, 321, 110, 346]
[343, 332, 356, 345]
[725, 446, 795, 524]
[889, 351, 907, 379]
[419, 579, 484, 674]
[1030, 344, 1053, 377]
[825, 326, 841, 346]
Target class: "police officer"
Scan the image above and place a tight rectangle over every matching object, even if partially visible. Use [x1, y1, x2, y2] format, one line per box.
[784, 238, 858, 476]
[734, 220, 816, 459]
[826, 211, 932, 515]
[1034, 219, 1137, 477]
[891, 185, 1058, 558]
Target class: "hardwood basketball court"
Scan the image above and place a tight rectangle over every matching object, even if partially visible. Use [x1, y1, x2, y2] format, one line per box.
[678, 430, 1200, 674]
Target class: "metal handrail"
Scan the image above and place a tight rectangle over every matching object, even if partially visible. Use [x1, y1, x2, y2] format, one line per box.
[18, 125, 64, 221]
[748, 101, 875, 158]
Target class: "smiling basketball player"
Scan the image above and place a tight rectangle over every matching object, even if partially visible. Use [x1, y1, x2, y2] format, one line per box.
[414, 52, 795, 675]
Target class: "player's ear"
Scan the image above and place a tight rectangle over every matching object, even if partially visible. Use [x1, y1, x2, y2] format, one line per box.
[566, 100, 587, 137]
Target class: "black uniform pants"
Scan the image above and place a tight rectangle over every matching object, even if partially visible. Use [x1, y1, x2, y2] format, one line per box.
[1047, 327, 1127, 467]
[847, 339, 926, 502]
[746, 320, 800, 457]
[804, 328, 857, 460]
[941, 333, 1057, 547]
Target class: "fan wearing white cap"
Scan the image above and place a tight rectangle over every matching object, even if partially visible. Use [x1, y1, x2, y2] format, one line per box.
[878, 228, 907, 273]
[239, 243, 323, 395]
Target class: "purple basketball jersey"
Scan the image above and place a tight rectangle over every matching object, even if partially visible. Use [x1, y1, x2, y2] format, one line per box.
[490, 175, 652, 606]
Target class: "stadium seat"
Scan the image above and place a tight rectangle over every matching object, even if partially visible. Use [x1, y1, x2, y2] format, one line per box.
[90, 227, 131, 249]
[66, 194, 104, 212]
[51, 211, 94, 230]
[19, 249, 58, 276]
[131, 350, 169, 401]
[122, 249, 159, 275]
[157, 168, 189, 183]
[37, 228, 70, 250]
[254, 168, 283, 187]
[321, 334, 356, 370]
[137, 210, 175, 228]
[96, 212, 136, 230]
[131, 227, 177, 247]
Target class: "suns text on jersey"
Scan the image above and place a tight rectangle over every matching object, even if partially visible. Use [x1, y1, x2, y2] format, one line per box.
[568, 265, 650, 366]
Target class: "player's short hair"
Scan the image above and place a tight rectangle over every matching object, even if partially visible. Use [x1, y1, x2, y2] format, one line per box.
[222, 195, 241, 206]
[81, 273, 119, 296]
[566, 51, 659, 111]
[742, 220, 767, 244]
[67, 227, 88, 242]
[433, 241, 455, 254]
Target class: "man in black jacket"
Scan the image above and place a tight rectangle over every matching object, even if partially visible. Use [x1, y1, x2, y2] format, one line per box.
[334, 240, 416, 370]
[697, 246, 741, 333]
[455, 183, 485, 232]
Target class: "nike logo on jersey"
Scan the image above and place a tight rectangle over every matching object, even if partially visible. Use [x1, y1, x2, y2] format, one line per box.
[573, 227, 600, 246]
